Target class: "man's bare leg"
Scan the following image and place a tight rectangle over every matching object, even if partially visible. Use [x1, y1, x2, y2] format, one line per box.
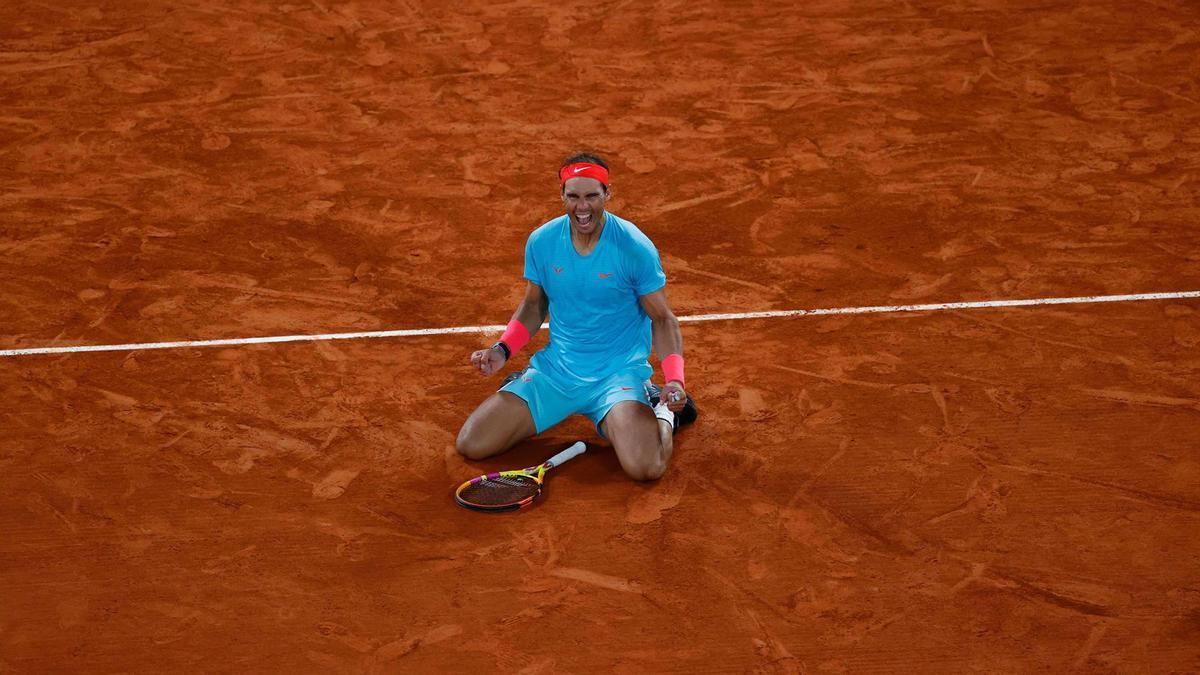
[455, 392, 537, 460]
[600, 401, 674, 481]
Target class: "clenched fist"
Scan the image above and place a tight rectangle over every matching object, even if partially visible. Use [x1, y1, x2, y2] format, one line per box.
[469, 345, 507, 376]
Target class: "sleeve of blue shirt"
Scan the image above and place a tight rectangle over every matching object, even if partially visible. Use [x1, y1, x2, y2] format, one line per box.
[630, 233, 667, 297]
[523, 231, 542, 286]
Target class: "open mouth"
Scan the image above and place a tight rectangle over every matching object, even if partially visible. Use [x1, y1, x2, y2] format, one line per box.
[575, 212, 593, 226]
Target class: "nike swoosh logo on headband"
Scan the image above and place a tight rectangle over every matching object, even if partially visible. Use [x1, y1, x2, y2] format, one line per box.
[573, 167, 588, 173]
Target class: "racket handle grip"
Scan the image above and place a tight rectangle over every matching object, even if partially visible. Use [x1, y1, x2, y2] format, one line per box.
[545, 441, 586, 469]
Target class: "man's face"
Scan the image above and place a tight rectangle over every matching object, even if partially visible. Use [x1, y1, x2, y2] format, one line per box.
[561, 176, 609, 235]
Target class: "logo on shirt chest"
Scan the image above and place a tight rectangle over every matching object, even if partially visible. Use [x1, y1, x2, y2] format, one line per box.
[547, 264, 618, 291]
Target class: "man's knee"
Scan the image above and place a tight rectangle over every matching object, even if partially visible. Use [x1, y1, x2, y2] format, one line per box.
[618, 443, 668, 481]
[625, 462, 667, 482]
[455, 425, 496, 461]
[456, 393, 535, 461]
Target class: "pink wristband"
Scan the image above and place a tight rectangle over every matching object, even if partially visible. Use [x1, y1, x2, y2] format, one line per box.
[499, 320, 530, 354]
[661, 353, 685, 386]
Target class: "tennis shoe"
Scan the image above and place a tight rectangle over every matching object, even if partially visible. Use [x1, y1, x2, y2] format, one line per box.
[499, 368, 526, 390]
[643, 381, 698, 433]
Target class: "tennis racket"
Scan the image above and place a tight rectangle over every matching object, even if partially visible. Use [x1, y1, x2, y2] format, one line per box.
[455, 441, 586, 512]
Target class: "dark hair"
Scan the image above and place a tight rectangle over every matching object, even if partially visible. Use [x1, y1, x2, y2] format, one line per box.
[560, 152, 608, 170]
[560, 152, 609, 192]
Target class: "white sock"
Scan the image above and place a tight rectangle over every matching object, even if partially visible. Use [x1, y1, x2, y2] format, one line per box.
[654, 401, 675, 428]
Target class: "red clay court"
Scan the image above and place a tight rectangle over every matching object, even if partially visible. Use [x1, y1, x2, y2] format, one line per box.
[2, 1, 1199, 672]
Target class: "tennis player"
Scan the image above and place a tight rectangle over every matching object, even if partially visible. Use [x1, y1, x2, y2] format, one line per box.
[456, 153, 697, 481]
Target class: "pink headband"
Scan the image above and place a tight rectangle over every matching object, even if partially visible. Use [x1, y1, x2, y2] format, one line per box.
[559, 162, 610, 187]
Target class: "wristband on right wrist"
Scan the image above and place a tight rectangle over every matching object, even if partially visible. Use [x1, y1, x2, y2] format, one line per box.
[498, 320, 530, 357]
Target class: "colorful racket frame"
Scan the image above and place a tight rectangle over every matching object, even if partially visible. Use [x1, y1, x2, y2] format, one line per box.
[454, 441, 586, 512]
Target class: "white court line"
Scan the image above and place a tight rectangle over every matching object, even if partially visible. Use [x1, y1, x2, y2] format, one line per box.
[2, 290, 1198, 358]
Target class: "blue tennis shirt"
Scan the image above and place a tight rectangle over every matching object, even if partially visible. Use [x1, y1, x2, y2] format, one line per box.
[524, 212, 666, 387]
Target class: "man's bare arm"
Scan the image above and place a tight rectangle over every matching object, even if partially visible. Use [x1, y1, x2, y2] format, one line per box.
[639, 287, 688, 410]
[510, 282, 548, 337]
[470, 282, 548, 376]
[639, 288, 683, 365]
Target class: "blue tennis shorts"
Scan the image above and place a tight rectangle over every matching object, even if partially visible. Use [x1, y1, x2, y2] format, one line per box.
[499, 364, 652, 435]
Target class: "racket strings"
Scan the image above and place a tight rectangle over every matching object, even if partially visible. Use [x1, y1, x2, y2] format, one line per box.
[459, 474, 540, 506]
